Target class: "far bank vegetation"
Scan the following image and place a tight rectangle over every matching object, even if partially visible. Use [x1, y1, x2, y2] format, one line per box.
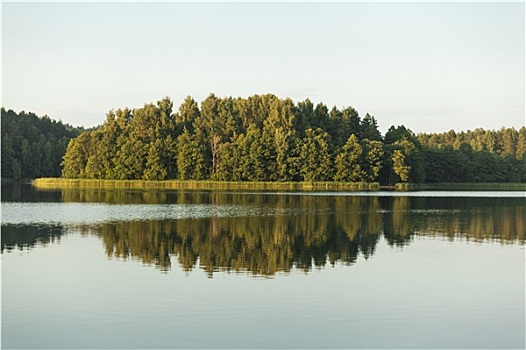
[3, 94, 525, 184]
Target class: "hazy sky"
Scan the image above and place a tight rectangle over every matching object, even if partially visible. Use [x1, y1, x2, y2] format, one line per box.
[2, 2, 524, 133]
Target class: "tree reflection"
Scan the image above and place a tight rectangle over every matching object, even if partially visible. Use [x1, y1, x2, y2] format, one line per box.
[86, 212, 367, 275]
[80, 195, 524, 276]
[1, 224, 65, 252]
[2, 187, 524, 276]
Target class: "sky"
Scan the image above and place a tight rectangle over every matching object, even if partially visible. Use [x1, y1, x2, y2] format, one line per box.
[2, 2, 525, 134]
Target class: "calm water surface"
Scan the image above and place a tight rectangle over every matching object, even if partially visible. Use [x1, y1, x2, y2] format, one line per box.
[1, 183, 525, 349]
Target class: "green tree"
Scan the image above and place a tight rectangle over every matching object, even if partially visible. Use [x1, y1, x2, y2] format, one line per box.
[61, 132, 93, 178]
[516, 127, 526, 160]
[245, 126, 277, 181]
[329, 106, 361, 148]
[1, 133, 16, 179]
[144, 139, 168, 180]
[296, 98, 315, 132]
[176, 96, 200, 134]
[272, 127, 301, 181]
[384, 125, 417, 145]
[214, 140, 238, 181]
[177, 129, 206, 180]
[41, 140, 54, 175]
[113, 134, 148, 180]
[391, 138, 416, 183]
[299, 128, 333, 181]
[360, 113, 382, 141]
[359, 139, 384, 182]
[392, 149, 410, 182]
[334, 134, 363, 182]
[195, 93, 235, 177]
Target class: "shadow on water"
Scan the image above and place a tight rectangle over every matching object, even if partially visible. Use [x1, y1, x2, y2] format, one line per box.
[2, 182, 524, 276]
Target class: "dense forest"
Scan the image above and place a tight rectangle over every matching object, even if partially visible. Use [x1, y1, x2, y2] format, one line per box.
[1, 108, 82, 179]
[417, 128, 526, 183]
[59, 95, 526, 184]
[2, 95, 525, 183]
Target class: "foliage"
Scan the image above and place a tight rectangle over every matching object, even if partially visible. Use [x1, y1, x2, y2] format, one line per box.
[58, 95, 526, 184]
[1, 108, 82, 179]
[417, 127, 526, 160]
[334, 134, 363, 182]
[5, 95, 525, 184]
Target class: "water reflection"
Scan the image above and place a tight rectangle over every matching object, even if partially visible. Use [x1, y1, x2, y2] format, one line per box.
[1, 184, 524, 276]
[1, 224, 65, 252]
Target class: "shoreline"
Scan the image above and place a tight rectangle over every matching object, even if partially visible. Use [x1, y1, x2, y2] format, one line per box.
[30, 178, 526, 191]
[32, 178, 381, 191]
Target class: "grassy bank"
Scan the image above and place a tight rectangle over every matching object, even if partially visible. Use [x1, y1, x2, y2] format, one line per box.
[32, 178, 526, 191]
[32, 178, 380, 191]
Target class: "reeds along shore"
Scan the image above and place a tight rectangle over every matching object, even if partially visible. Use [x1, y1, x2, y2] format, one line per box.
[32, 178, 381, 191]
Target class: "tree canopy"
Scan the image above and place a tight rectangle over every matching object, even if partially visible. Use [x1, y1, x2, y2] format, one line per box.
[1, 108, 82, 179]
[3, 95, 525, 184]
[59, 95, 526, 184]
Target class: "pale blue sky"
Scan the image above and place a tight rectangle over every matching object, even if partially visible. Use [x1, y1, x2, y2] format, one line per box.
[2, 2, 524, 133]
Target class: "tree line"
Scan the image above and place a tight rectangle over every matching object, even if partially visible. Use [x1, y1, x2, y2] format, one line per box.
[61, 95, 390, 183]
[1, 108, 82, 179]
[3, 95, 525, 183]
[417, 127, 526, 183]
[61, 95, 526, 184]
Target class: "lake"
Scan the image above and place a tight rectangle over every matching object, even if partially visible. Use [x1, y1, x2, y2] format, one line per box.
[1, 182, 524, 349]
